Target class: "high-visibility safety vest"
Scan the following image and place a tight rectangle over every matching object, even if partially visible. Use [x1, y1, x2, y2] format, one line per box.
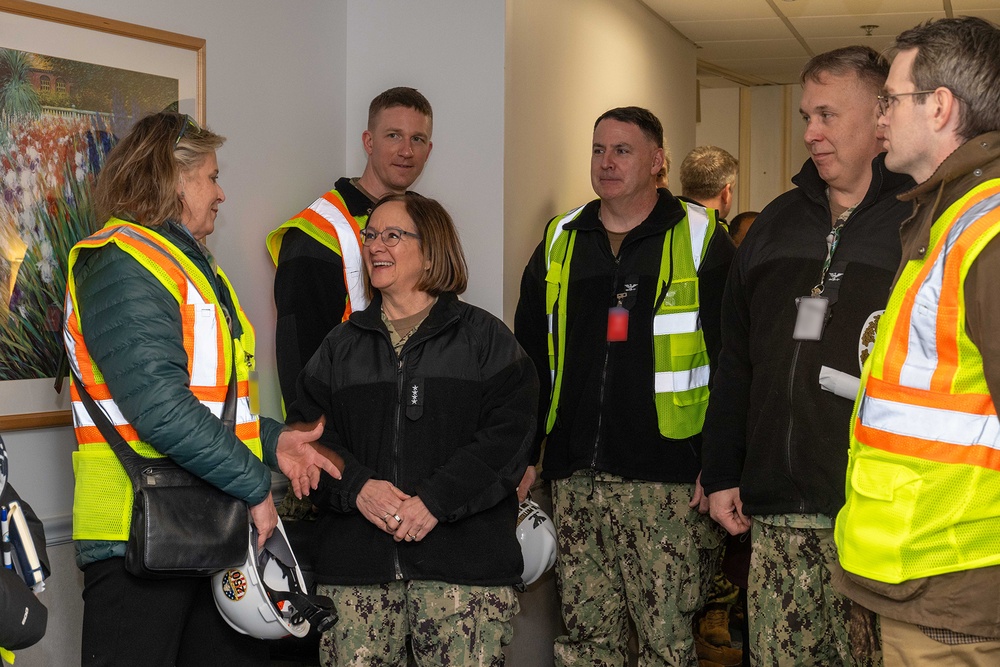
[836, 179, 1000, 584]
[266, 188, 369, 321]
[64, 219, 263, 541]
[544, 201, 716, 439]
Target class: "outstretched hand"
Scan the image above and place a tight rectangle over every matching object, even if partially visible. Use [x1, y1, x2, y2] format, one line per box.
[276, 417, 344, 499]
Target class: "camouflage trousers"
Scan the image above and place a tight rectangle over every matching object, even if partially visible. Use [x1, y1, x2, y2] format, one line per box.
[316, 580, 518, 667]
[552, 473, 724, 666]
[748, 520, 880, 667]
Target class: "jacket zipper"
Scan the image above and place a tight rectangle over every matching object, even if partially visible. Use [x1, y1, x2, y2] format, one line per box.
[591, 253, 622, 470]
[391, 353, 405, 580]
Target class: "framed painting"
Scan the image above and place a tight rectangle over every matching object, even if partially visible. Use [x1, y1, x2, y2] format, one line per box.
[0, 0, 204, 430]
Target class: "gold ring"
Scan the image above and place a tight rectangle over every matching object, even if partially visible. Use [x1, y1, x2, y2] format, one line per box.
[382, 513, 389, 522]
[407, 533, 417, 540]
[393, 514, 402, 523]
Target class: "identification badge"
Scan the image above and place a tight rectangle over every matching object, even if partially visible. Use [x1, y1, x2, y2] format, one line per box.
[793, 296, 829, 341]
[607, 306, 629, 342]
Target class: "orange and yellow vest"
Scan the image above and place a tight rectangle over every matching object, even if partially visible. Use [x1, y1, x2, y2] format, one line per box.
[266, 188, 368, 321]
[64, 219, 263, 541]
[543, 201, 717, 440]
[836, 180, 1000, 583]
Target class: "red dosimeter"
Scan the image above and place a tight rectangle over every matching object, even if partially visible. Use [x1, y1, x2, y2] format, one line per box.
[607, 306, 629, 342]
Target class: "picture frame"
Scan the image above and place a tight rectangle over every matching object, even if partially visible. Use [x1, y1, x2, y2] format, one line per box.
[0, 0, 205, 431]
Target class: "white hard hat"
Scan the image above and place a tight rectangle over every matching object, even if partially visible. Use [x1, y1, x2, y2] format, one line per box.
[212, 517, 336, 640]
[517, 499, 557, 586]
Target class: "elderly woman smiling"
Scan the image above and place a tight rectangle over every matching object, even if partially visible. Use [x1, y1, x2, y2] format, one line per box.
[288, 193, 538, 666]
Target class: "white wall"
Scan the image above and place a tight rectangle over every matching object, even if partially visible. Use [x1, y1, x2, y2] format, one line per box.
[7, 1, 346, 664]
[345, 1, 507, 316]
[503, 0, 698, 322]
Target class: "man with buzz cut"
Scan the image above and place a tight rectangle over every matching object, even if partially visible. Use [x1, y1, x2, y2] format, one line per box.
[515, 106, 734, 665]
[833, 17, 1000, 665]
[267, 86, 433, 408]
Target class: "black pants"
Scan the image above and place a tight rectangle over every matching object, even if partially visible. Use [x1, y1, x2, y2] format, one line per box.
[81, 557, 268, 667]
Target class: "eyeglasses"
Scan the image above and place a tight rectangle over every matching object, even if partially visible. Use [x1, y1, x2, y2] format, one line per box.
[876, 90, 938, 116]
[360, 226, 422, 247]
[174, 114, 200, 147]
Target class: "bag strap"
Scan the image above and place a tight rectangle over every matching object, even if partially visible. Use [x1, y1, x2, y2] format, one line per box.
[70, 354, 239, 487]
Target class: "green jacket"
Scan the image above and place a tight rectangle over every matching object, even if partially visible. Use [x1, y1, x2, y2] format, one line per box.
[69, 220, 283, 567]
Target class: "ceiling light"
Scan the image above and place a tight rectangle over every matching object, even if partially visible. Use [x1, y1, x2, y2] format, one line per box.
[861, 24, 878, 36]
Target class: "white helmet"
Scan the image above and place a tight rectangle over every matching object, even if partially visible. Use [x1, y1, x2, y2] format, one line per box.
[516, 499, 557, 586]
[212, 517, 336, 640]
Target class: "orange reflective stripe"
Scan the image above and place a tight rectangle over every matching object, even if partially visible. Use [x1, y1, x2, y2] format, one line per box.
[932, 203, 1000, 392]
[864, 376, 995, 415]
[854, 419, 1000, 472]
[73, 423, 140, 445]
[321, 191, 364, 320]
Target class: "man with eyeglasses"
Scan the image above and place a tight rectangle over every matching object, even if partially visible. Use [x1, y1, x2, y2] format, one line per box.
[832, 17, 1000, 664]
[700, 45, 913, 665]
[267, 87, 433, 409]
[515, 106, 734, 665]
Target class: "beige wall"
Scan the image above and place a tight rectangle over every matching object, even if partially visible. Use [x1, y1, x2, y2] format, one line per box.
[503, 0, 697, 323]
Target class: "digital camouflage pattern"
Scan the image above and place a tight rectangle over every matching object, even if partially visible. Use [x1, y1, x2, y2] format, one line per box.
[748, 519, 881, 667]
[552, 473, 724, 666]
[317, 580, 517, 666]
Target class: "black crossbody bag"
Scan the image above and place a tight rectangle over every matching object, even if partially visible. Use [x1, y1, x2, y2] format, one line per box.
[71, 365, 248, 578]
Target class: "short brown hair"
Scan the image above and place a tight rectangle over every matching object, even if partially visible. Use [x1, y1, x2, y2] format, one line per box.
[367, 193, 467, 297]
[680, 146, 738, 201]
[801, 45, 889, 97]
[367, 87, 433, 129]
[892, 17, 1000, 140]
[594, 106, 664, 148]
[95, 112, 225, 227]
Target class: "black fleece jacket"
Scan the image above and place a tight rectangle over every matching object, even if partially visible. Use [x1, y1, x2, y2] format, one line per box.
[700, 155, 914, 517]
[287, 293, 538, 586]
[515, 190, 734, 483]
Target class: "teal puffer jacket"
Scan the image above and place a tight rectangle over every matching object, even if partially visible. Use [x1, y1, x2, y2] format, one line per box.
[70, 220, 283, 567]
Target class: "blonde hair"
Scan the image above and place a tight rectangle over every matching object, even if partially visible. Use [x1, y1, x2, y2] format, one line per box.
[95, 112, 225, 226]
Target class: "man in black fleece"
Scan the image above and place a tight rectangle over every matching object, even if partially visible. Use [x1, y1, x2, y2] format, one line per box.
[701, 46, 914, 665]
[515, 106, 734, 665]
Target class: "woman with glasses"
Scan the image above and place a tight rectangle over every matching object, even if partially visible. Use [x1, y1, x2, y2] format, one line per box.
[288, 193, 538, 666]
[64, 111, 340, 666]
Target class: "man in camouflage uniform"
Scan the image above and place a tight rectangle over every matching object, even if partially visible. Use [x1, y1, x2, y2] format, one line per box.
[515, 106, 733, 665]
[701, 46, 914, 666]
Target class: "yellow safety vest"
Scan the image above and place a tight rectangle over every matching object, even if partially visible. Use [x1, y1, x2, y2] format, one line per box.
[266, 188, 368, 321]
[544, 201, 716, 439]
[65, 219, 263, 541]
[836, 179, 1000, 583]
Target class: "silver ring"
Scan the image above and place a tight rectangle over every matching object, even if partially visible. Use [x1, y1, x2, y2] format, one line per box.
[393, 514, 402, 523]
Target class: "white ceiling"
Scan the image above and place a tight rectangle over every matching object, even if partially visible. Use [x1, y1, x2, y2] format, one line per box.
[641, 0, 1000, 87]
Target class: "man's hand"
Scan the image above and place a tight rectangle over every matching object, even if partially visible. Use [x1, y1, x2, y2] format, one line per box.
[517, 465, 538, 503]
[688, 472, 710, 514]
[391, 495, 439, 543]
[276, 417, 343, 499]
[709, 487, 751, 535]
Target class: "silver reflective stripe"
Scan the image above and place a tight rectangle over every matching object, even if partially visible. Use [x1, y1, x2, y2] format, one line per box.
[310, 196, 369, 312]
[899, 193, 1000, 390]
[654, 365, 710, 394]
[653, 311, 700, 335]
[859, 394, 1000, 449]
[686, 203, 710, 272]
[546, 205, 586, 267]
[547, 312, 554, 335]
